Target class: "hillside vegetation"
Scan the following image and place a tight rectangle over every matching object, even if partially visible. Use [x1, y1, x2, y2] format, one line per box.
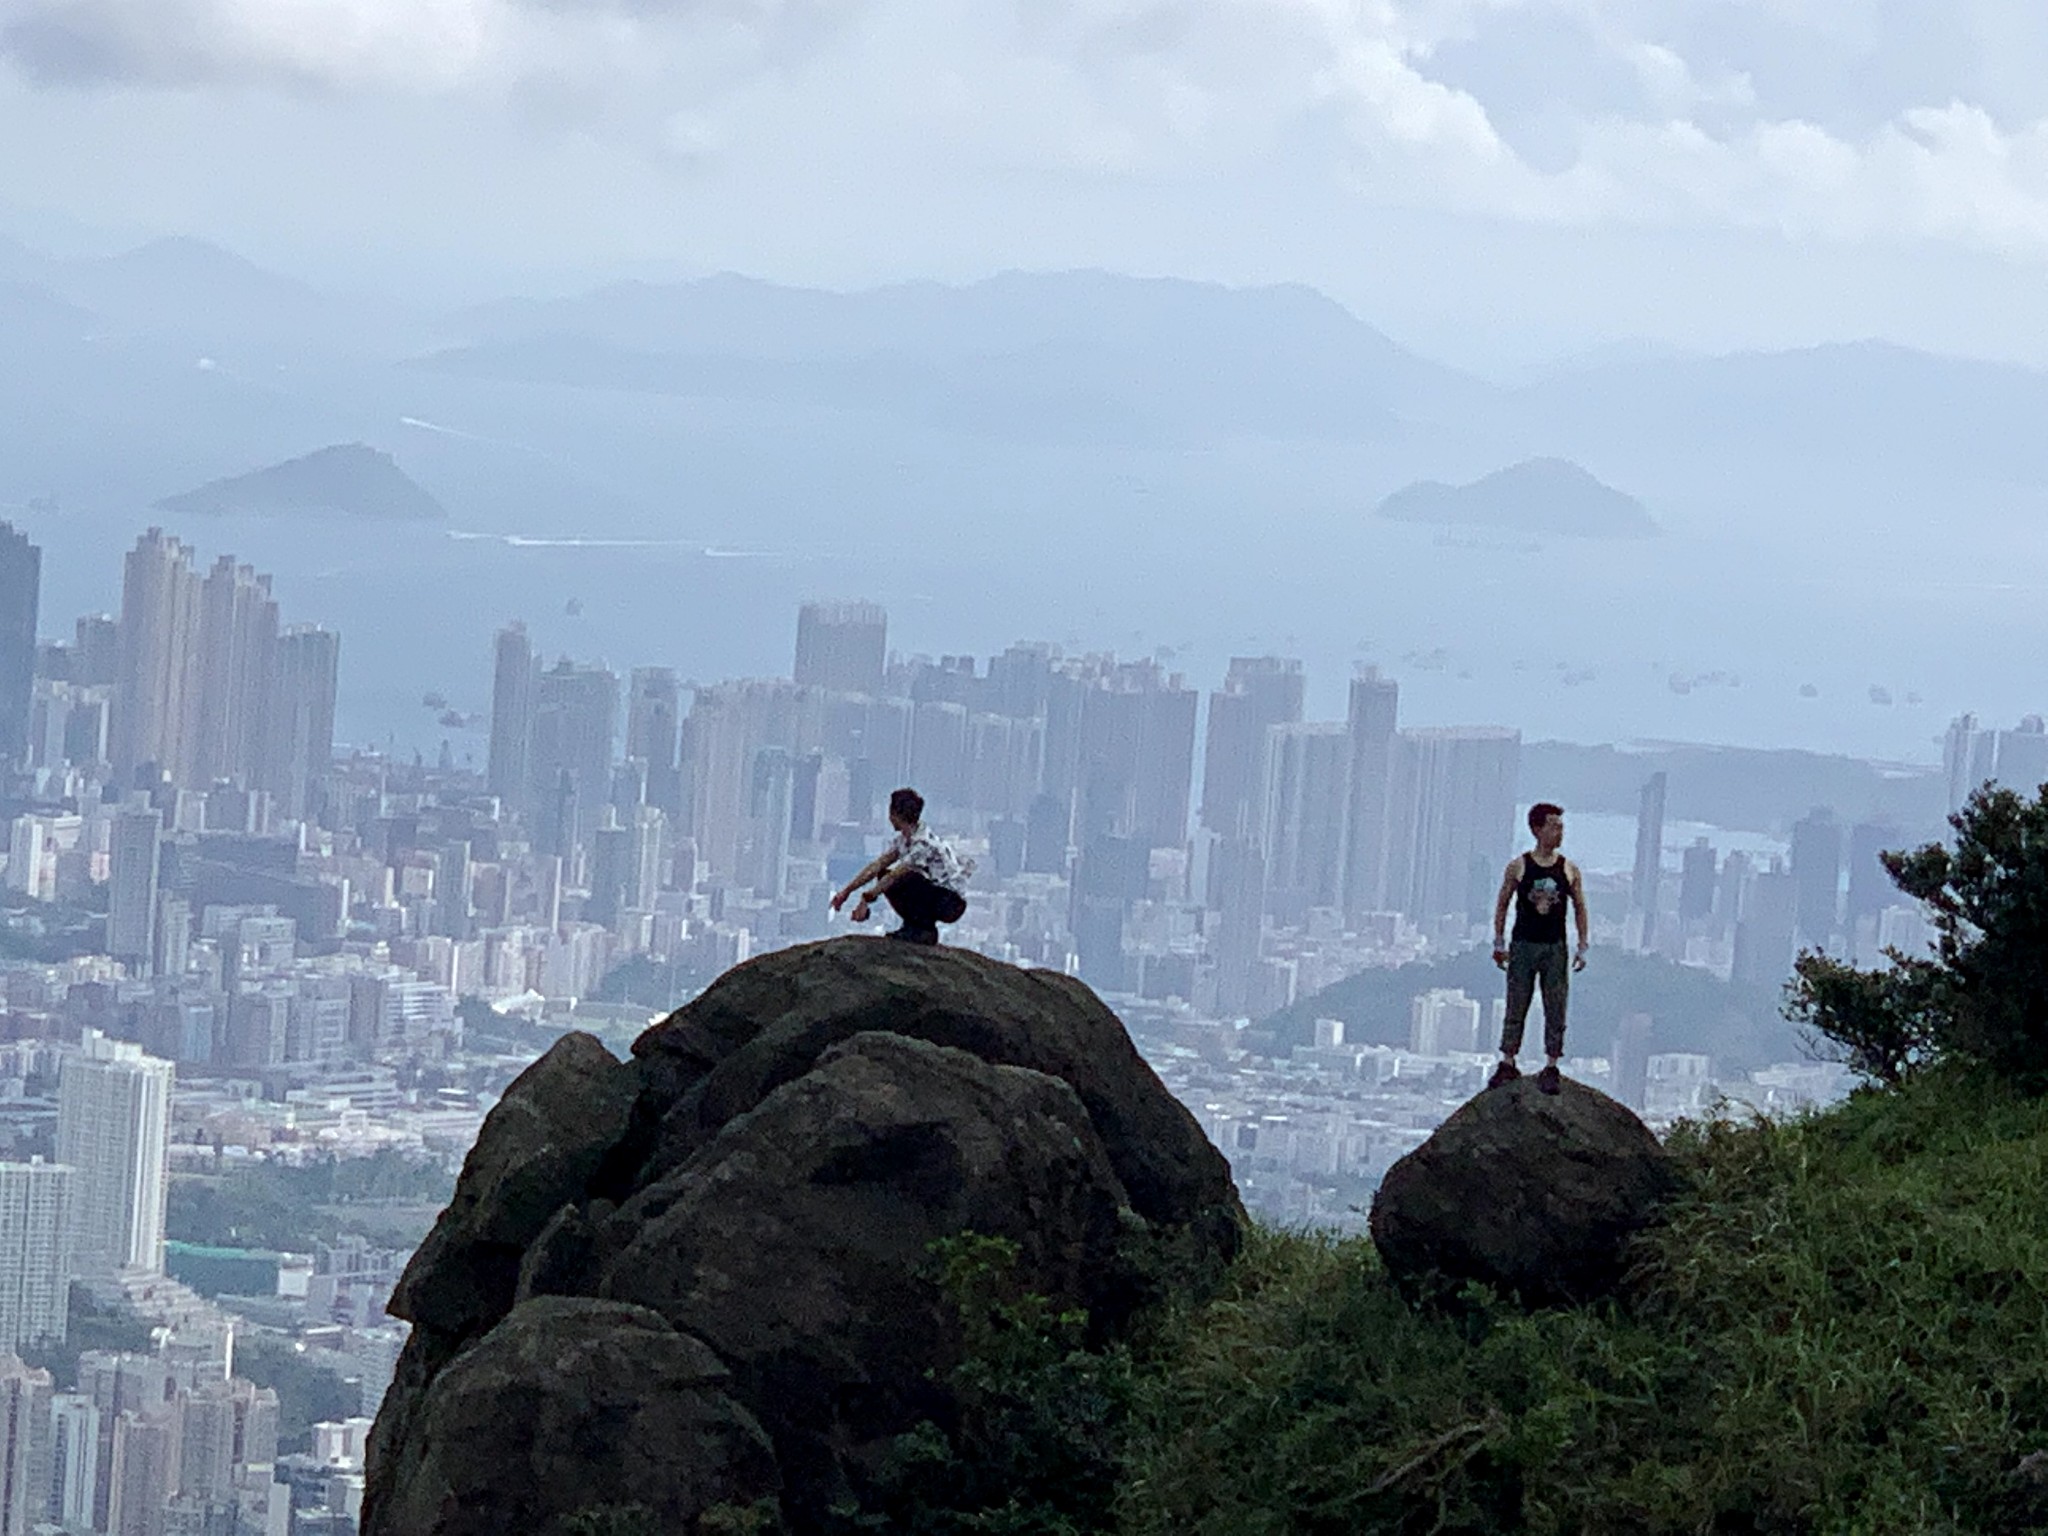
[1115, 1062, 2048, 1534]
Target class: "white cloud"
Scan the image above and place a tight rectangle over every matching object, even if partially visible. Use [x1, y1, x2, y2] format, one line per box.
[13, 0, 2048, 262]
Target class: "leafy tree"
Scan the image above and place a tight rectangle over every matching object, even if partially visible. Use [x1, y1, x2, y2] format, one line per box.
[1791, 783, 2048, 1087]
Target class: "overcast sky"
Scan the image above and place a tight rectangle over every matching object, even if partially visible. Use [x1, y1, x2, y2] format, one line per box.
[9, 1, 2048, 365]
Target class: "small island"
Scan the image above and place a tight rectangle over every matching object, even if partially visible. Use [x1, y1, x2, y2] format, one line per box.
[1376, 456, 1658, 538]
[157, 443, 446, 522]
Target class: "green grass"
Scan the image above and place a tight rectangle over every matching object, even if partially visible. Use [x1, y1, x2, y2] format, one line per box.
[1115, 1064, 2048, 1535]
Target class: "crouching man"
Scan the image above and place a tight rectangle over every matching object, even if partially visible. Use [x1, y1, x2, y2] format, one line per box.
[830, 787, 974, 945]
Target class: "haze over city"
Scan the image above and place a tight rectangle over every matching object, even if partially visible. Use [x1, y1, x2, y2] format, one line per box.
[2, 6, 2047, 1535]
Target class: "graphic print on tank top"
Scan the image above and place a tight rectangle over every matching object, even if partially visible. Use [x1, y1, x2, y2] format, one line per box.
[1513, 856, 1571, 943]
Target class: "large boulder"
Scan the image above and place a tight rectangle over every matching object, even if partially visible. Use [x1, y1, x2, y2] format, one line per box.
[367, 939, 1246, 1536]
[368, 1296, 783, 1536]
[626, 938, 1241, 1254]
[387, 1031, 639, 1343]
[598, 1031, 1138, 1524]
[1369, 1076, 1684, 1306]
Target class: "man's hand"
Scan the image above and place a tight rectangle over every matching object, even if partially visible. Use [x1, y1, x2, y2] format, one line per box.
[829, 889, 850, 912]
[1573, 944, 1589, 973]
[850, 899, 872, 923]
[1492, 943, 1510, 971]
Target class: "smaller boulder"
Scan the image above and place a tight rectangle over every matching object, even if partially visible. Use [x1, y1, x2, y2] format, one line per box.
[1369, 1077, 1683, 1306]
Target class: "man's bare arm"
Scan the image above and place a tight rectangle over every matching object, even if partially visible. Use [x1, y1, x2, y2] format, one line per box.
[1569, 859, 1591, 963]
[1491, 857, 1522, 954]
[867, 864, 911, 897]
[832, 853, 896, 908]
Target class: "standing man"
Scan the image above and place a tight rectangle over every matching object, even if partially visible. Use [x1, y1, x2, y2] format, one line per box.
[830, 787, 973, 945]
[1489, 801, 1589, 1094]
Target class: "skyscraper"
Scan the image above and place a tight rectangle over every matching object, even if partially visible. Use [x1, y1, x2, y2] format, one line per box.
[1678, 837, 1718, 926]
[1845, 821, 1899, 927]
[626, 667, 682, 814]
[106, 1410, 176, 1536]
[0, 1356, 52, 1536]
[1340, 668, 1399, 916]
[112, 529, 204, 785]
[192, 556, 279, 787]
[909, 700, 971, 807]
[111, 532, 325, 798]
[529, 660, 619, 855]
[737, 748, 795, 902]
[1790, 808, 1843, 949]
[56, 1033, 173, 1279]
[1733, 862, 1799, 986]
[1943, 713, 1997, 813]
[108, 806, 162, 978]
[1381, 726, 1521, 924]
[263, 626, 339, 821]
[1209, 838, 1266, 1016]
[0, 1160, 72, 1353]
[1074, 660, 1197, 851]
[0, 524, 39, 767]
[487, 623, 536, 814]
[1201, 657, 1305, 843]
[1993, 716, 2048, 798]
[793, 600, 887, 696]
[72, 614, 119, 687]
[1259, 722, 1351, 922]
[1631, 771, 1668, 946]
[48, 1393, 98, 1533]
[1611, 1014, 1654, 1111]
[586, 814, 633, 930]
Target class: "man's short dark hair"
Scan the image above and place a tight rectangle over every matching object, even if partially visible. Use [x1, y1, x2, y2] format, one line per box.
[889, 787, 925, 825]
[1528, 801, 1564, 834]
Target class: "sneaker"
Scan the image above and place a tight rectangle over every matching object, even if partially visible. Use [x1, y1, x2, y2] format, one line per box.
[887, 925, 939, 946]
[1486, 1060, 1520, 1090]
[1536, 1064, 1561, 1095]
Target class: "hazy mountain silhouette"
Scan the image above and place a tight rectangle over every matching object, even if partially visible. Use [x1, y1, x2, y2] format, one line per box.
[8, 225, 2048, 549]
[1377, 457, 1658, 537]
[157, 443, 447, 521]
[423, 270, 1482, 447]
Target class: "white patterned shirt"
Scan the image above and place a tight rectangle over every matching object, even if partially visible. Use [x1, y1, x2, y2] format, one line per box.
[890, 826, 974, 895]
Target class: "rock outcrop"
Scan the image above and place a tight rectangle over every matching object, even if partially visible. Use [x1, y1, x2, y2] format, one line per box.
[368, 1298, 782, 1536]
[367, 939, 1244, 1535]
[1368, 1076, 1683, 1306]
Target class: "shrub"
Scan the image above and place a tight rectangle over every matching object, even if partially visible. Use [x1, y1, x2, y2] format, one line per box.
[853, 1233, 1131, 1535]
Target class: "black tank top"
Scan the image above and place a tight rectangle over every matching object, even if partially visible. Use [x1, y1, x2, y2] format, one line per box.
[1511, 854, 1573, 944]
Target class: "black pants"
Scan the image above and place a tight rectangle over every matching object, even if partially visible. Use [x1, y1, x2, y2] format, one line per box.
[885, 872, 967, 936]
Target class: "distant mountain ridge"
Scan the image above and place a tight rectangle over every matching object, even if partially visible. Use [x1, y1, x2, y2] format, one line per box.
[10, 226, 2048, 546]
[1376, 457, 1658, 538]
[157, 444, 445, 522]
[418, 268, 1486, 447]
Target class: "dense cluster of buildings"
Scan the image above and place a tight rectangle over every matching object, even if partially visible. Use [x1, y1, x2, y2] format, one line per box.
[1619, 769, 1934, 984]
[0, 516, 1934, 1077]
[0, 1031, 316, 1536]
